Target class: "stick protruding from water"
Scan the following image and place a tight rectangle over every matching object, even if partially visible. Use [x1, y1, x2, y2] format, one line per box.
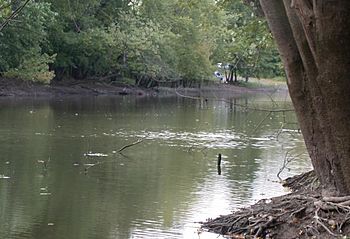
[217, 153, 222, 175]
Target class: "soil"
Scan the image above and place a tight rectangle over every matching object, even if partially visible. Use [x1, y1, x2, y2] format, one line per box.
[0, 78, 155, 97]
[0, 77, 287, 98]
[201, 171, 350, 238]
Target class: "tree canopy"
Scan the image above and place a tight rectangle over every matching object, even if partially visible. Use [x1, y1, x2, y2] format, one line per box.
[0, 0, 283, 85]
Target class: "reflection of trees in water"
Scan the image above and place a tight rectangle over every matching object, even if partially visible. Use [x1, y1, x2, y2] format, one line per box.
[219, 147, 261, 201]
[0, 105, 53, 239]
[210, 95, 304, 203]
[0, 96, 307, 238]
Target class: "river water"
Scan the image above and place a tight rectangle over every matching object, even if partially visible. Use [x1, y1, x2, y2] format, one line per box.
[0, 94, 312, 239]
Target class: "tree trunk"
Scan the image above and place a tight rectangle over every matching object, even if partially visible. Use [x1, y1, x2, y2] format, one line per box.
[234, 68, 237, 82]
[260, 0, 350, 196]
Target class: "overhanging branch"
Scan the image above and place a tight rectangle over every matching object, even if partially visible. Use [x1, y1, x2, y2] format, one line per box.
[0, 0, 31, 32]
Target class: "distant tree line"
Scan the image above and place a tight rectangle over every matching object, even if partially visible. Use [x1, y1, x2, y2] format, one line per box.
[0, 0, 284, 86]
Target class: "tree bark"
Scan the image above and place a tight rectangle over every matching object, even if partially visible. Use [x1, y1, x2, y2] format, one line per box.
[260, 0, 350, 195]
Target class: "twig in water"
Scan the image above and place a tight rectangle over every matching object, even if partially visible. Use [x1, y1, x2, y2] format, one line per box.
[275, 122, 285, 140]
[174, 87, 294, 113]
[175, 88, 202, 100]
[118, 138, 145, 153]
[277, 150, 303, 181]
[251, 111, 271, 134]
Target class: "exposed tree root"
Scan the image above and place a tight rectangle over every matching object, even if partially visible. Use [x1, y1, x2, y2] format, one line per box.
[202, 171, 350, 238]
[282, 170, 319, 192]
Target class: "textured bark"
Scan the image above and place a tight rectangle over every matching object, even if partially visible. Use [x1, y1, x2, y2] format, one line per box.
[283, 0, 339, 195]
[313, 1, 350, 195]
[291, 0, 317, 61]
[260, 0, 350, 195]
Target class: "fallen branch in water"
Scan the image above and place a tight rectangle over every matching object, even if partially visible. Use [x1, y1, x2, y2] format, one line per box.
[251, 111, 272, 134]
[118, 138, 145, 153]
[174, 88, 203, 100]
[277, 150, 303, 181]
[174, 87, 294, 113]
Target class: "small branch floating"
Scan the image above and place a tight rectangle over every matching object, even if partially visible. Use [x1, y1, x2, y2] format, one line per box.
[118, 138, 145, 153]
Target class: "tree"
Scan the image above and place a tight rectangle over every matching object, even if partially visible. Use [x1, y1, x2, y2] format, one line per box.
[0, 1, 57, 83]
[0, 0, 283, 85]
[213, 0, 283, 82]
[259, 0, 350, 196]
[0, 0, 30, 32]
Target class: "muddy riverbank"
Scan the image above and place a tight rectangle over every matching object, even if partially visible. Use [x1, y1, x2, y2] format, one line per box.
[0, 77, 287, 98]
[202, 171, 350, 238]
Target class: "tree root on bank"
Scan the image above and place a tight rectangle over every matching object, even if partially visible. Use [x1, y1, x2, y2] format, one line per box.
[282, 170, 319, 192]
[202, 172, 350, 238]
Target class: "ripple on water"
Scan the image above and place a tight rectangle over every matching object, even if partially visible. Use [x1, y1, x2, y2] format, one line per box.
[114, 129, 248, 150]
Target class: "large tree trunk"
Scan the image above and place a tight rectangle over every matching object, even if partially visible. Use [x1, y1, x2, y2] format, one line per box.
[259, 0, 350, 196]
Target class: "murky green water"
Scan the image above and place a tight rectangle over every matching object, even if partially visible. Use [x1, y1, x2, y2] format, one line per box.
[0, 94, 311, 239]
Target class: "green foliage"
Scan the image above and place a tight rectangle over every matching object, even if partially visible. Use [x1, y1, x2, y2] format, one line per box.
[0, 0, 283, 86]
[115, 12, 164, 79]
[140, 0, 226, 82]
[4, 52, 56, 83]
[0, 1, 57, 83]
[213, 0, 284, 80]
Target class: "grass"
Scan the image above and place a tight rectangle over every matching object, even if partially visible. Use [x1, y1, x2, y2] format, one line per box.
[271, 76, 287, 82]
[236, 80, 263, 88]
[238, 77, 287, 89]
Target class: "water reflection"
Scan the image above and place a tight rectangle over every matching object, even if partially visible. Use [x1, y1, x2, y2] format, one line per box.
[0, 95, 312, 239]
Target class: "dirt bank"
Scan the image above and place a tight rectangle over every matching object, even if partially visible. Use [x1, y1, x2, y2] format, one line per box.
[159, 81, 287, 98]
[0, 78, 287, 98]
[0, 78, 154, 97]
[202, 171, 350, 238]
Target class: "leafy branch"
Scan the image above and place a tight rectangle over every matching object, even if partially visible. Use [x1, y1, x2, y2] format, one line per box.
[0, 0, 31, 32]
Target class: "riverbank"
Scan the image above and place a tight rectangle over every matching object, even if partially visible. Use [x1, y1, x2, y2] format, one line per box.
[0, 78, 150, 97]
[202, 171, 350, 238]
[0, 77, 287, 98]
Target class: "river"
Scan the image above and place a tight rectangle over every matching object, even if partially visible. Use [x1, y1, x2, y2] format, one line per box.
[0, 94, 312, 239]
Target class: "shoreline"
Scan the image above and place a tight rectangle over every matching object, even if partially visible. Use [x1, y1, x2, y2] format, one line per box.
[202, 171, 350, 238]
[0, 78, 288, 99]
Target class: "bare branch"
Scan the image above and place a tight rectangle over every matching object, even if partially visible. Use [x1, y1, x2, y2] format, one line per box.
[251, 111, 271, 134]
[175, 87, 294, 113]
[118, 138, 145, 153]
[277, 150, 303, 181]
[174, 88, 203, 100]
[0, 0, 31, 32]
